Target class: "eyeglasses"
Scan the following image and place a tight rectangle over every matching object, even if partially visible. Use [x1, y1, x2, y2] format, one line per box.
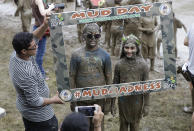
[87, 34, 101, 39]
[27, 44, 37, 50]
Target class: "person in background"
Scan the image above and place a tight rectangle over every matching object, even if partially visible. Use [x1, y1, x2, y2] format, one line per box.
[183, 23, 194, 114]
[14, 0, 32, 32]
[9, 16, 63, 131]
[60, 104, 104, 131]
[31, 0, 55, 80]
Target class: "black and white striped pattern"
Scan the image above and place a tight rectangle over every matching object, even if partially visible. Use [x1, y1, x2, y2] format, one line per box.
[9, 52, 54, 122]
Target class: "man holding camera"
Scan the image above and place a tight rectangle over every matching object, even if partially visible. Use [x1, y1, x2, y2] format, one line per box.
[9, 16, 63, 131]
[69, 23, 115, 131]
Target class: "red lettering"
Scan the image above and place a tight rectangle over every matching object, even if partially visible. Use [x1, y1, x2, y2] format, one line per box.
[135, 84, 142, 91]
[92, 89, 100, 96]
[156, 82, 161, 89]
[74, 91, 81, 98]
[87, 10, 99, 18]
[82, 90, 92, 97]
[141, 5, 152, 12]
[119, 86, 127, 94]
[143, 83, 149, 91]
[117, 8, 128, 15]
[101, 9, 111, 16]
[71, 12, 86, 19]
[128, 6, 141, 13]
[101, 88, 108, 95]
[108, 88, 113, 94]
[150, 82, 155, 90]
[128, 85, 134, 93]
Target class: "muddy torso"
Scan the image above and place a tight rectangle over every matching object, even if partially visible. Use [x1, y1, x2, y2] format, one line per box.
[141, 17, 157, 47]
[70, 46, 112, 88]
[121, 0, 143, 37]
[73, 48, 111, 88]
[114, 57, 149, 122]
[114, 57, 148, 86]
[141, 17, 156, 29]
[111, 19, 123, 33]
[70, 47, 112, 112]
[124, 18, 141, 37]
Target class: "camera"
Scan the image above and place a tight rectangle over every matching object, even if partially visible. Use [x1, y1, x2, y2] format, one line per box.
[47, 3, 65, 10]
[54, 3, 65, 9]
[75, 105, 98, 117]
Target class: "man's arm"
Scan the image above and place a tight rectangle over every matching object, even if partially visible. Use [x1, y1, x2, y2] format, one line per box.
[175, 18, 187, 33]
[184, 36, 189, 46]
[69, 53, 78, 111]
[142, 64, 150, 117]
[42, 94, 63, 106]
[35, 0, 54, 16]
[153, 17, 159, 32]
[110, 63, 121, 117]
[23, 76, 63, 107]
[138, 27, 154, 32]
[113, 63, 120, 84]
[182, 24, 187, 33]
[104, 55, 112, 85]
[69, 53, 78, 89]
[142, 64, 149, 81]
[32, 16, 49, 39]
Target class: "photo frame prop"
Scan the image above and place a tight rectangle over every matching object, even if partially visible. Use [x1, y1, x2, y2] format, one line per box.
[49, 1, 176, 102]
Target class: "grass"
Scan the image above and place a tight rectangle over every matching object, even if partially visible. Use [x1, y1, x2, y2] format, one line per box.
[0, 27, 192, 131]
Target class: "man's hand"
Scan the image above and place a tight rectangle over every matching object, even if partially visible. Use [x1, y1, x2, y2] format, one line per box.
[182, 62, 189, 72]
[51, 94, 64, 104]
[48, 3, 55, 11]
[32, 15, 50, 39]
[92, 104, 104, 128]
[42, 92, 63, 106]
[43, 15, 50, 27]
